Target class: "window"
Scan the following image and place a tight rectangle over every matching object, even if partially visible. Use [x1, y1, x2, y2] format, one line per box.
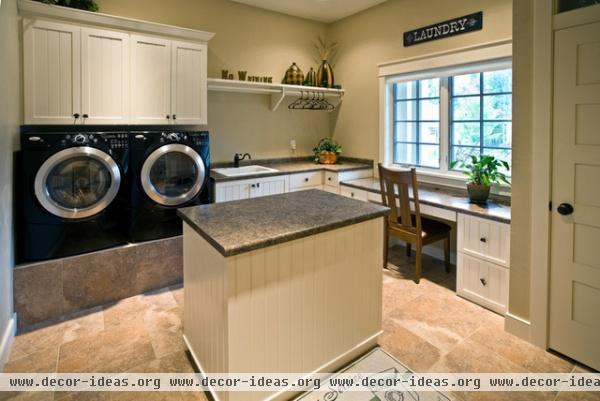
[388, 65, 512, 177]
[393, 79, 440, 168]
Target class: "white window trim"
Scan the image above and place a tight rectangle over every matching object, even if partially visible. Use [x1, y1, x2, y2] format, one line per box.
[379, 40, 513, 196]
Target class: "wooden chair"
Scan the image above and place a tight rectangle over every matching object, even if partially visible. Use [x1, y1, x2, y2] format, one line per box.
[378, 163, 451, 283]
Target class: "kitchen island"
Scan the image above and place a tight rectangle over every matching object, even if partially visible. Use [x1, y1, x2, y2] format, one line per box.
[177, 190, 389, 401]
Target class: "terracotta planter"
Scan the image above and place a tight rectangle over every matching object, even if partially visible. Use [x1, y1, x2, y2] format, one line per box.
[467, 183, 491, 204]
[319, 152, 338, 165]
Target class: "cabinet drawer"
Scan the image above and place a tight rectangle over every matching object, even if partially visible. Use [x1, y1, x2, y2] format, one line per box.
[324, 171, 339, 187]
[457, 253, 509, 314]
[340, 186, 368, 201]
[457, 213, 510, 267]
[289, 171, 323, 189]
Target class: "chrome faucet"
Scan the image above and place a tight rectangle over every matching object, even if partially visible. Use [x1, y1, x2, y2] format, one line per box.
[233, 153, 251, 168]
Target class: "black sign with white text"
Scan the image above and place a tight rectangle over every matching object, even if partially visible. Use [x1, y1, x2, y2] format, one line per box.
[403, 12, 483, 47]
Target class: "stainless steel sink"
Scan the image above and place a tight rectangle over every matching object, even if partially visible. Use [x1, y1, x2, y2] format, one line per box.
[212, 165, 279, 177]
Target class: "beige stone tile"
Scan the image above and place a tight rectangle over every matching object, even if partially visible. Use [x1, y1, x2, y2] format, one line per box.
[62, 247, 138, 315]
[13, 261, 64, 329]
[110, 392, 182, 401]
[144, 306, 186, 359]
[140, 288, 179, 312]
[470, 317, 574, 373]
[555, 391, 600, 401]
[179, 392, 210, 401]
[379, 319, 443, 372]
[3, 347, 58, 373]
[10, 307, 104, 362]
[55, 391, 111, 401]
[388, 291, 489, 353]
[102, 296, 147, 329]
[461, 392, 556, 401]
[57, 322, 155, 373]
[169, 285, 184, 307]
[135, 237, 183, 294]
[0, 391, 55, 401]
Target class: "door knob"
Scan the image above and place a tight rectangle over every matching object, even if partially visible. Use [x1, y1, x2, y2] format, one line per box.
[557, 203, 574, 216]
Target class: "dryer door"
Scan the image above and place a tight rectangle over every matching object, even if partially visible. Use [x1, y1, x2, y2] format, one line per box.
[35, 147, 122, 219]
[141, 144, 206, 206]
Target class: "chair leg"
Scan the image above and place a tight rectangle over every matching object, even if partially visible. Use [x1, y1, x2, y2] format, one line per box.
[406, 243, 412, 257]
[383, 230, 389, 269]
[414, 246, 422, 284]
[444, 235, 451, 273]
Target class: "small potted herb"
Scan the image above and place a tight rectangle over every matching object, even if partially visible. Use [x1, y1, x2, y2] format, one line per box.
[452, 155, 510, 204]
[313, 138, 342, 164]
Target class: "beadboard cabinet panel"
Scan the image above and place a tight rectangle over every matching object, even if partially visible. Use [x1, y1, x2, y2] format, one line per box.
[457, 252, 509, 314]
[457, 213, 511, 267]
[130, 34, 172, 125]
[81, 28, 129, 124]
[23, 19, 81, 124]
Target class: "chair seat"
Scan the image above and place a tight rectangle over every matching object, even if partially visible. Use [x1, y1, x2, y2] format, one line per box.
[391, 215, 452, 239]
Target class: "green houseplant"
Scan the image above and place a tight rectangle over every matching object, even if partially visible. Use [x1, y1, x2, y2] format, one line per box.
[313, 138, 342, 165]
[452, 155, 510, 204]
[35, 0, 99, 12]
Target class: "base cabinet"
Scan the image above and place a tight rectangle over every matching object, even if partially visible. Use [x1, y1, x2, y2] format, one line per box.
[214, 175, 289, 203]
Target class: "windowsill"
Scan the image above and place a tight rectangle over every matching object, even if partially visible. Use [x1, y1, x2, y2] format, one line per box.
[392, 164, 512, 197]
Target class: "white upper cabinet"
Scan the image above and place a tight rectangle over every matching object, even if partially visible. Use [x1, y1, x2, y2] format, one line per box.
[81, 28, 129, 124]
[23, 19, 81, 124]
[20, 1, 214, 125]
[130, 35, 172, 124]
[171, 41, 207, 125]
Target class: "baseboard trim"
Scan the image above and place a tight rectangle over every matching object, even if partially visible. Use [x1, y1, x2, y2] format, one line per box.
[505, 312, 531, 341]
[183, 331, 381, 401]
[0, 313, 17, 370]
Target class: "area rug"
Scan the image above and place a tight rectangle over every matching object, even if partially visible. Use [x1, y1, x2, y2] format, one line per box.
[295, 347, 451, 401]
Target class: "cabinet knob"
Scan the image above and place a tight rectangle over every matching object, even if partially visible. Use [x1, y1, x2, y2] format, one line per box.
[480, 278, 487, 286]
[256, 182, 260, 188]
[82, 114, 89, 119]
[166, 115, 171, 119]
[351, 192, 355, 197]
[328, 177, 332, 181]
[480, 237, 487, 243]
[172, 114, 177, 120]
[251, 184, 256, 188]
[73, 113, 80, 119]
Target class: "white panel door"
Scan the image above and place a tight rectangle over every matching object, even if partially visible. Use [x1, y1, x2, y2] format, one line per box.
[250, 176, 289, 198]
[549, 20, 600, 371]
[81, 28, 129, 124]
[171, 40, 207, 125]
[23, 19, 81, 124]
[130, 34, 171, 124]
[214, 182, 252, 203]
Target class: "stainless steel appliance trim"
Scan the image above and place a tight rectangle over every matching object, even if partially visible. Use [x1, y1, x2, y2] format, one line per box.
[34, 146, 122, 219]
[140, 143, 205, 207]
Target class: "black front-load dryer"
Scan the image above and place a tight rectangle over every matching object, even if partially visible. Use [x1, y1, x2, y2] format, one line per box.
[17, 129, 130, 263]
[129, 130, 210, 242]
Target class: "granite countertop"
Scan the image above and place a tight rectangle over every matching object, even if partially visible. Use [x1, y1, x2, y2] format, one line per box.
[210, 157, 372, 182]
[177, 189, 389, 257]
[341, 178, 511, 224]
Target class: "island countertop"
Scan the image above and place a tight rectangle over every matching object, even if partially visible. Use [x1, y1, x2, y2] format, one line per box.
[177, 189, 390, 257]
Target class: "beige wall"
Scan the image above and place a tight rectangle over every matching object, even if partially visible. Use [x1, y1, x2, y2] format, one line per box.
[96, 0, 331, 162]
[507, 0, 533, 321]
[327, 0, 513, 161]
[0, 0, 21, 366]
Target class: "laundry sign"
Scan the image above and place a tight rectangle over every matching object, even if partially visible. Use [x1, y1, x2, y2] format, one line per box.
[403, 12, 483, 47]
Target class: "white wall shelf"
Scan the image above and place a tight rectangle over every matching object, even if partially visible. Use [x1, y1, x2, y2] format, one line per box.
[207, 78, 344, 111]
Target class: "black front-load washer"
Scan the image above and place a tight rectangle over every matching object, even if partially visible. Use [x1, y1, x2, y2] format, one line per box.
[17, 129, 130, 263]
[129, 130, 210, 242]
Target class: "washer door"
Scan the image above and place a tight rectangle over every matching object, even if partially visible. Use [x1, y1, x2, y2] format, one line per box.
[34, 147, 122, 219]
[141, 144, 205, 207]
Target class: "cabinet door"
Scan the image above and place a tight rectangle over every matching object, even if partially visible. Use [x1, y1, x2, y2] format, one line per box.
[81, 28, 129, 124]
[250, 176, 289, 198]
[23, 19, 81, 124]
[130, 34, 171, 124]
[457, 253, 509, 314]
[214, 182, 251, 203]
[171, 40, 207, 125]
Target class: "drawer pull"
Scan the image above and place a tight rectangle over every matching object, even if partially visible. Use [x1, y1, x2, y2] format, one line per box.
[304, 178, 309, 182]
[480, 237, 487, 243]
[328, 177, 332, 181]
[351, 192, 355, 197]
[480, 278, 487, 286]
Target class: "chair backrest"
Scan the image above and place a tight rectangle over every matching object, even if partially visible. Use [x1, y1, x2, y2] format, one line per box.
[378, 163, 422, 236]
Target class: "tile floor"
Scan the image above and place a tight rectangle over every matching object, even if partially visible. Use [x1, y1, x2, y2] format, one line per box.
[2, 244, 597, 401]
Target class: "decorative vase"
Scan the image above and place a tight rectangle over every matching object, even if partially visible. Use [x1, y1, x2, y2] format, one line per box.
[317, 60, 334, 88]
[467, 183, 491, 205]
[282, 62, 304, 85]
[304, 67, 317, 86]
[319, 152, 338, 165]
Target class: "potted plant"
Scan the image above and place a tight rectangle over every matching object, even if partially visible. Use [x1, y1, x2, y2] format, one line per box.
[452, 155, 510, 204]
[313, 138, 342, 164]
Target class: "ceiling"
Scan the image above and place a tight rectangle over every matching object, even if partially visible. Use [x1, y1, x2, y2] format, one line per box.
[230, 0, 388, 23]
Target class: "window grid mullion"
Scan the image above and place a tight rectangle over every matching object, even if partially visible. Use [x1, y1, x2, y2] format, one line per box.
[480, 72, 484, 156]
[416, 80, 421, 165]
